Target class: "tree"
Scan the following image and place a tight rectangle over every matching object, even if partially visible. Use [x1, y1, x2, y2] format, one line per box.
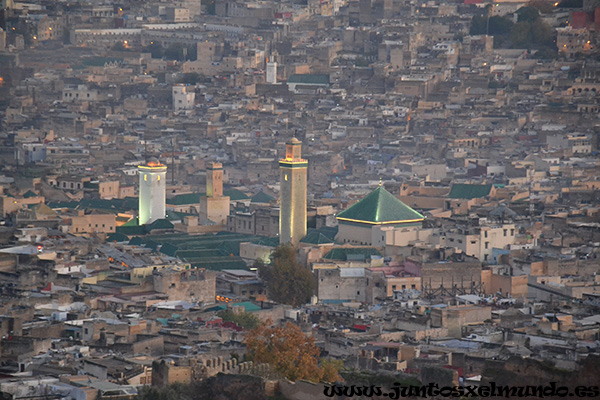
[528, 0, 554, 14]
[510, 21, 532, 48]
[112, 41, 126, 51]
[488, 16, 514, 35]
[531, 19, 555, 48]
[218, 309, 260, 330]
[243, 321, 341, 383]
[143, 42, 164, 58]
[179, 73, 204, 85]
[471, 14, 514, 36]
[470, 15, 487, 35]
[136, 383, 194, 400]
[557, 0, 583, 8]
[257, 243, 315, 307]
[516, 6, 540, 23]
[202, 0, 216, 15]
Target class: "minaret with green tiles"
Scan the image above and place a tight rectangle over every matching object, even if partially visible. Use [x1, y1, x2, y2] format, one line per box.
[279, 137, 308, 246]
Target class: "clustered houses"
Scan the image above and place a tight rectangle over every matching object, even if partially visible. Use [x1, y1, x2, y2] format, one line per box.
[0, 0, 599, 397]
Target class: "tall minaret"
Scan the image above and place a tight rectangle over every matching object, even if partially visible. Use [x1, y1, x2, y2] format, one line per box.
[206, 162, 223, 197]
[138, 158, 167, 225]
[279, 138, 308, 245]
[200, 162, 230, 225]
[266, 59, 277, 84]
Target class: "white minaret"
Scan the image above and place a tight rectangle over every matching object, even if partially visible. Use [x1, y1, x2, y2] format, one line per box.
[138, 158, 167, 225]
[266, 61, 277, 84]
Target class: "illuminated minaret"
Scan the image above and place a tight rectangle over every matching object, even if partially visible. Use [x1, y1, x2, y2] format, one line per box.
[138, 158, 167, 225]
[279, 137, 308, 245]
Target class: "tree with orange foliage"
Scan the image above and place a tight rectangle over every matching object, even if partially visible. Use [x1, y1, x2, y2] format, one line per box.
[243, 321, 341, 383]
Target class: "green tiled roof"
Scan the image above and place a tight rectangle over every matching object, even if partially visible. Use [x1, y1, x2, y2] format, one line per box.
[159, 243, 179, 257]
[188, 257, 248, 270]
[300, 231, 335, 245]
[144, 239, 159, 251]
[288, 74, 330, 85]
[120, 231, 278, 271]
[48, 201, 79, 209]
[166, 210, 194, 221]
[116, 225, 146, 236]
[129, 237, 145, 246]
[224, 189, 249, 201]
[336, 187, 424, 225]
[448, 184, 492, 199]
[167, 193, 202, 205]
[324, 247, 382, 261]
[121, 217, 140, 227]
[251, 190, 275, 204]
[146, 219, 174, 231]
[106, 232, 129, 243]
[48, 197, 139, 214]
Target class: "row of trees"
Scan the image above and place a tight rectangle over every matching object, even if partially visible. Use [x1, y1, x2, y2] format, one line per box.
[112, 42, 198, 61]
[470, 3, 558, 58]
[142, 43, 198, 61]
[135, 243, 338, 398]
[248, 245, 341, 381]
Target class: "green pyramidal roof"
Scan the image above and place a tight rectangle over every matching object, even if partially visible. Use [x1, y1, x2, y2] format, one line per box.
[336, 186, 424, 225]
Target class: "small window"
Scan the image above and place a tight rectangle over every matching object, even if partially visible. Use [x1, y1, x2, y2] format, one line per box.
[285, 174, 288, 181]
[157, 175, 160, 181]
[144, 175, 147, 181]
[503, 229, 507, 237]
[485, 242, 489, 249]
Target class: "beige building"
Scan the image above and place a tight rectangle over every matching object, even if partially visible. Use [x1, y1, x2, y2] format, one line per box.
[0, 194, 45, 217]
[69, 211, 116, 235]
[99, 181, 120, 199]
[445, 223, 516, 263]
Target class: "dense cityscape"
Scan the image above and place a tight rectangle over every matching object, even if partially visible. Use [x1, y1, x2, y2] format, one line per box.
[0, 0, 599, 398]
